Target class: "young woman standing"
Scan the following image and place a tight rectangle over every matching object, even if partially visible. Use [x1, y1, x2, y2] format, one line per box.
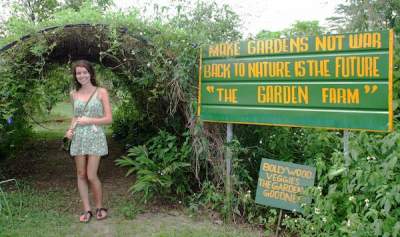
[65, 60, 112, 223]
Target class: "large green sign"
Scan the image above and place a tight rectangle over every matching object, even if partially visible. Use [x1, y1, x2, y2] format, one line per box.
[198, 30, 394, 132]
[255, 159, 316, 213]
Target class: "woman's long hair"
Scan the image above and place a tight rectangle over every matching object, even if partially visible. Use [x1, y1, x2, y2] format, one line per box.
[71, 60, 98, 90]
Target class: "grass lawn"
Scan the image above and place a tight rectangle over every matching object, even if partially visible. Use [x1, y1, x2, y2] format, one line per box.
[0, 184, 75, 237]
[0, 182, 263, 237]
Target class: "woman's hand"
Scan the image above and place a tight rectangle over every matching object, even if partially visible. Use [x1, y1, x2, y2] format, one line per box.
[76, 116, 93, 125]
[65, 129, 74, 139]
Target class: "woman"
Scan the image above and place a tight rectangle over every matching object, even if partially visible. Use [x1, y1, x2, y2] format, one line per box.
[65, 60, 112, 223]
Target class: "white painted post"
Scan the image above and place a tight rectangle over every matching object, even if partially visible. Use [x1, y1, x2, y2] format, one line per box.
[343, 130, 350, 167]
[225, 123, 233, 221]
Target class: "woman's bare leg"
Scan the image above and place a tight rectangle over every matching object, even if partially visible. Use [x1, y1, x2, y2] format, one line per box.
[87, 155, 106, 218]
[75, 155, 91, 214]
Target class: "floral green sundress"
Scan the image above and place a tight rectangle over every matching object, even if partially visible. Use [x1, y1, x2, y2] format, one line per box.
[70, 91, 108, 157]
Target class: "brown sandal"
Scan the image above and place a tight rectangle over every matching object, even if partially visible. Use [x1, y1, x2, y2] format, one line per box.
[79, 210, 93, 223]
[95, 208, 108, 220]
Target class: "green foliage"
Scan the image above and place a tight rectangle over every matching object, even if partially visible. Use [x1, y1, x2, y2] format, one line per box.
[256, 30, 282, 39]
[0, 183, 74, 236]
[167, 1, 242, 42]
[111, 93, 156, 147]
[0, 116, 32, 159]
[188, 181, 225, 212]
[0, 64, 34, 158]
[63, 0, 114, 11]
[0, 61, 70, 158]
[328, 0, 400, 32]
[256, 20, 326, 39]
[36, 65, 71, 114]
[116, 130, 192, 203]
[186, 126, 342, 226]
[232, 127, 339, 224]
[0, 179, 22, 225]
[283, 20, 326, 36]
[3, 1, 399, 236]
[186, 130, 269, 223]
[0, 0, 242, 159]
[192, 124, 399, 235]
[0, 0, 114, 25]
[8, 0, 59, 23]
[282, 129, 400, 237]
[117, 199, 144, 220]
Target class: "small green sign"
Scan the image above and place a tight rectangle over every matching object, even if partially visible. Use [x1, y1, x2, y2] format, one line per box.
[255, 159, 316, 213]
[198, 30, 394, 132]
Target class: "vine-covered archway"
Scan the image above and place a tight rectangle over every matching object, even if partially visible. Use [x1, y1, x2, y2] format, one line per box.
[0, 23, 195, 158]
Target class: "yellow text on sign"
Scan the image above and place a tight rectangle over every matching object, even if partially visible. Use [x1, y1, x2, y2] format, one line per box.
[259, 174, 300, 186]
[294, 59, 331, 77]
[203, 64, 231, 79]
[208, 43, 240, 57]
[335, 56, 380, 78]
[262, 189, 300, 203]
[259, 179, 304, 193]
[247, 38, 309, 54]
[321, 88, 360, 104]
[349, 32, 382, 49]
[216, 88, 238, 104]
[247, 61, 291, 78]
[262, 161, 313, 179]
[257, 85, 309, 105]
[315, 35, 345, 51]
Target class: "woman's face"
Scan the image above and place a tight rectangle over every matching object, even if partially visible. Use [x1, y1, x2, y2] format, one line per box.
[75, 66, 91, 86]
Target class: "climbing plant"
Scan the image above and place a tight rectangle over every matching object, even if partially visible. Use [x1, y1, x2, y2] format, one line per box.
[0, 1, 241, 183]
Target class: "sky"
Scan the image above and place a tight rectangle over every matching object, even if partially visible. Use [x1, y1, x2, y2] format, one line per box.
[113, 0, 346, 36]
[0, 0, 346, 36]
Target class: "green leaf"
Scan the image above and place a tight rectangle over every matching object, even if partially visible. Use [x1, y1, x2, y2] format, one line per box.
[328, 167, 346, 180]
[383, 198, 392, 215]
[393, 221, 400, 237]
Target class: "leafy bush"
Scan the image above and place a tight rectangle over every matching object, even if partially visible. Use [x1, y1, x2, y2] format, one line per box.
[188, 181, 224, 212]
[0, 117, 32, 159]
[111, 93, 152, 148]
[188, 125, 400, 236]
[116, 130, 192, 203]
[187, 137, 277, 224]
[282, 130, 400, 237]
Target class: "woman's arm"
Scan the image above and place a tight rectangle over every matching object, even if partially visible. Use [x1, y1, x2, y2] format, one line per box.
[65, 91, 77, 138]
[76, 88, 112, 126]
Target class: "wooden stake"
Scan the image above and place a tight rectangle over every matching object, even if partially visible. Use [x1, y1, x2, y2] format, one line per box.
[275, 209, 283, 237]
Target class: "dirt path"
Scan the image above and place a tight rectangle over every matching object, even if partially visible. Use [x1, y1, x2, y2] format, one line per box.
[2, 137, 263, 236]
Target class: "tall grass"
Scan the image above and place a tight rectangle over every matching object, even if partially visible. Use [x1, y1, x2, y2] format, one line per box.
[0, 179, 22, 225]
[0, 183, 74, 237]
